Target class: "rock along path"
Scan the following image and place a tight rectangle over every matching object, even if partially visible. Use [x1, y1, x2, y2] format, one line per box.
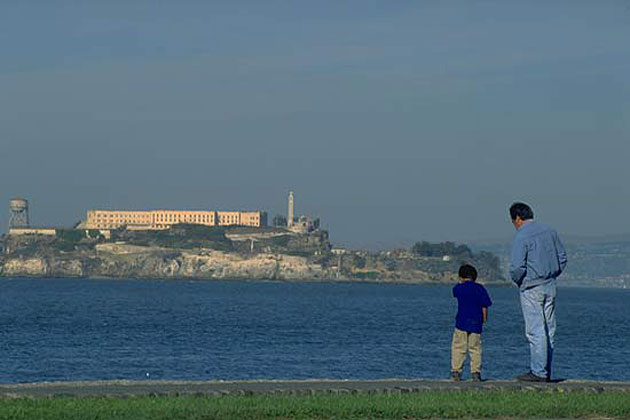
[0, 379, 629, 398]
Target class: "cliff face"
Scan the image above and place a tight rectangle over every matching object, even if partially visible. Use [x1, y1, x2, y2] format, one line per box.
[1, 257, 85, 277]
[2, 258, 49, 276]
[0, 244, 329, 281]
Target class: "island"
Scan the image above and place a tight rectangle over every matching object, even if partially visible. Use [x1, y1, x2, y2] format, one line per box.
[0, 224, 504, 284]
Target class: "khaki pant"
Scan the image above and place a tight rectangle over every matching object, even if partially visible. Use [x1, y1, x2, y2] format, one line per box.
[451, 328, 482, 374]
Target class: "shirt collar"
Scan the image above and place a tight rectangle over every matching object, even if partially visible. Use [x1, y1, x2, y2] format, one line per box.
[518, 219, 534, 230]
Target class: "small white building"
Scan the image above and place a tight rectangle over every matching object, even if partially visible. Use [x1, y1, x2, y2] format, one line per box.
[8, 227, 57, 236]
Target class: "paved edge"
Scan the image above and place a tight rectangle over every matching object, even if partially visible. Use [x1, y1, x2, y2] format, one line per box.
[0, 379, 629, 398]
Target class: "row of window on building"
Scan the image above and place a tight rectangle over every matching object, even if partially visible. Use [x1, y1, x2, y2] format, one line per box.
[86, 210, 265, 230]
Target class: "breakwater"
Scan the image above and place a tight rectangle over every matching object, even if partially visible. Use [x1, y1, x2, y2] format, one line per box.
[2, 379, 629, 398]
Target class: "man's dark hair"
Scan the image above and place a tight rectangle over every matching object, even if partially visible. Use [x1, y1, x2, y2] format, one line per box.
[509, 202, 534, 221]
[458, 264, 478, 281]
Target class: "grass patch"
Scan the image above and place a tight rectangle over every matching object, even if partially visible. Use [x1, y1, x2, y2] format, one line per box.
[353, 271, 380, 280]
[0, 390, 628, 419]
[121, 224, 233, 251]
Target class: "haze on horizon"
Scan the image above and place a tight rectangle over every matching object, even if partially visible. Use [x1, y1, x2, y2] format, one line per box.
[1, 1, 629, 249]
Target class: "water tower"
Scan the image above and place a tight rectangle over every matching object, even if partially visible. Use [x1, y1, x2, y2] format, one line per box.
[9, 198, 30, 229]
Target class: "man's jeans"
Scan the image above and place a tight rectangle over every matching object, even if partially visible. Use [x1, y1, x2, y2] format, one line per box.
[520, 281, 556, 378]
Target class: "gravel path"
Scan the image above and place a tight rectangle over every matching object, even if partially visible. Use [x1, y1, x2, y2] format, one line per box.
[1, 379, 629, 398]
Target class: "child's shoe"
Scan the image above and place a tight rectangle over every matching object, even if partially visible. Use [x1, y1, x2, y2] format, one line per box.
[451, 371, 461, 381]
[471, 372, 482, 382]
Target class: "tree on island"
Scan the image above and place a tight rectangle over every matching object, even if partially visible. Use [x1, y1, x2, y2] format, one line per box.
[273, 215, 287, 228]
[411, 241, 473, 258]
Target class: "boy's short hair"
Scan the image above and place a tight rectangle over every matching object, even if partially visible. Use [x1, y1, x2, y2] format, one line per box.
[459, 264, 478, 281]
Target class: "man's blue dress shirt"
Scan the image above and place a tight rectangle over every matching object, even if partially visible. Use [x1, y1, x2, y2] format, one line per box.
[510, 220, 568, 289]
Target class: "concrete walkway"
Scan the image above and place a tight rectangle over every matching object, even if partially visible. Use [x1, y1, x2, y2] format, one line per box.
[0, 379, 629, 398]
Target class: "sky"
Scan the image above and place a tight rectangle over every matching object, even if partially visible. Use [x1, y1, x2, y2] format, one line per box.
[1, 1, 629, 249]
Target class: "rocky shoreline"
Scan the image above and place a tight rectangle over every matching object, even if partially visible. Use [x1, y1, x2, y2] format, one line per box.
[0, 250, 504, 284]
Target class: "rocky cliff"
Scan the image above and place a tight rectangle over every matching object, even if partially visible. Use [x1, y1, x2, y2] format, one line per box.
[0, 244, 330, 281]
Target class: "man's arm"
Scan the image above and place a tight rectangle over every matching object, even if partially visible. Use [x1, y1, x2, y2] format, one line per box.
[509, 236, 527, 286]
[482, 307, 488, 323]
[555, 232, 568, 273]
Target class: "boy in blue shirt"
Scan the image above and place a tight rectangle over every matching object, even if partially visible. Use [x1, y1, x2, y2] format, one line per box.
[451, 264, 492, 381]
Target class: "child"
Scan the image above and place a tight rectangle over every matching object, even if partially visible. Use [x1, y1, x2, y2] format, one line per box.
[451, 264, 492, 381]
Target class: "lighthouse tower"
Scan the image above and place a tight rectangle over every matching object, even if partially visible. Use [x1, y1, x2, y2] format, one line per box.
[287, 191, 294, 228]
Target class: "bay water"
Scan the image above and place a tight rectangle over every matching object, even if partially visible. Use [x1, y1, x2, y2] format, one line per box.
[0, 278, 628, 383]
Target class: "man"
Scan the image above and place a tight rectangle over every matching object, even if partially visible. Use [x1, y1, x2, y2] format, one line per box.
[509, 202, 567, 382]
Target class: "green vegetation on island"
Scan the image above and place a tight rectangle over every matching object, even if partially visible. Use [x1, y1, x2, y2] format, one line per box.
[0, 390, 628, 419]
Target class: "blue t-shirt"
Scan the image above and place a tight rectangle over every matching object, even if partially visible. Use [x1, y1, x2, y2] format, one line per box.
[453, 281, 492, 334]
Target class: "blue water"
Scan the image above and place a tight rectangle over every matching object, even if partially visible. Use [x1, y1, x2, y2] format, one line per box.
[0, 278, 628, 383]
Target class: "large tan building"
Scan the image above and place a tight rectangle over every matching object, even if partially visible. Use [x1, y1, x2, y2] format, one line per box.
[85, 209, 267, 230]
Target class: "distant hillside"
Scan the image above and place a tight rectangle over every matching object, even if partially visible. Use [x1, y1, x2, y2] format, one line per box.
[473, 236, 630, 288]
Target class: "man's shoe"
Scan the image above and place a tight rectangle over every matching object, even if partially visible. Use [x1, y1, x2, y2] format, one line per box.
[471, 372, 482, 382]
[451, 371, 462, 382]
[515, 371, 548, 382]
